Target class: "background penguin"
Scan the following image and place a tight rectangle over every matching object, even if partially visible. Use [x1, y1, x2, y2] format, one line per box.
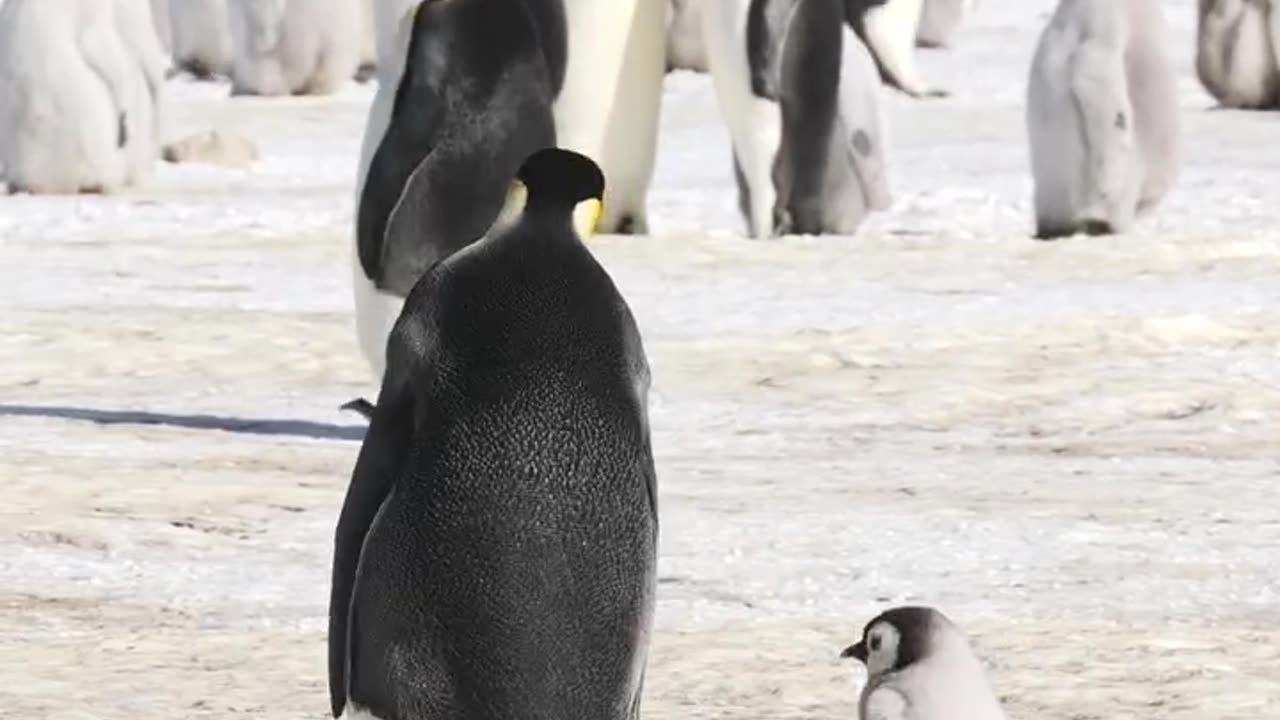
[352, 0, 567, 383]
[113, 0, 171, 186]
[328, 147, 658, 720]
[702, 0, 892, 238]
[666, 0, 709, 73]
[170, 0, 234, 80]
[553, 0, 666, 234]
[915, 0, 980, 49]
[844, 0, 947, 98]
[840, 606, 1007, 720]
[0, 0, 132, 194]
[1027, 0, 1181, 240]
[1195, 0, 1280, 110]
[227, 0, 363, 97]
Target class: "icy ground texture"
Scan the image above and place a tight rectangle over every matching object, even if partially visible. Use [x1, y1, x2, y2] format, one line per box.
[2, 0, 1278, 718]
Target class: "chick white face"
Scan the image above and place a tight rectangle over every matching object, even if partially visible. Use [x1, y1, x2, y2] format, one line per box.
[863, 620, 902, 678]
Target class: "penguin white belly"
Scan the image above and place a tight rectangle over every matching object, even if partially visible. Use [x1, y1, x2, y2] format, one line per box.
[554, 0, 665, 234]
[351, 16, 411, 382]
[699, 0, 781, 239]
[352, 246, 405, 381]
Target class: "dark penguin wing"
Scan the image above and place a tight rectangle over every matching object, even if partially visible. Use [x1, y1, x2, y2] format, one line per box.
[355, 2, 448, 294]
[327, 380, 417, 717]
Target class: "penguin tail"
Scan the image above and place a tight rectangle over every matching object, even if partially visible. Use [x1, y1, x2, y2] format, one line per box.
[339, 397, 376, 420]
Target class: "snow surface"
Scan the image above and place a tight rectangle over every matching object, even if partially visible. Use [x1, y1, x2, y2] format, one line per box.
[1, 1, 1278, 718]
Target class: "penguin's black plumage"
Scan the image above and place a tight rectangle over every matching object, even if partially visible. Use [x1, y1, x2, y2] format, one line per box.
[356, 0, 567, 297]
[330, 148, 657, 720]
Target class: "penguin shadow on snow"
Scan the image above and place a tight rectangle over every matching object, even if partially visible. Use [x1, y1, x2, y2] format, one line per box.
[0, 403, 366, 441]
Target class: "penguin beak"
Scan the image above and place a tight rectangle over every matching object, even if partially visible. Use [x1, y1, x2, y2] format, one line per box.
[840, 641, 867, 662]
[573, 198, 603, 240]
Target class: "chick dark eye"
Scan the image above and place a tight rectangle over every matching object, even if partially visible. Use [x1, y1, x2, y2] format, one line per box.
[869, 635, 881, 652]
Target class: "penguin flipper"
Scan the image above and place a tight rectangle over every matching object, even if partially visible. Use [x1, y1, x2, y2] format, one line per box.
[340, 397, 376, 420]
[844, 0, 946, 99]
[328, 390, 415, 717]
[354, 4, 448, 294]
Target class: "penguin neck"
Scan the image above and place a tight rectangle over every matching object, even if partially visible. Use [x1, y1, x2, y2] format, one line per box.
[518, 201, 584, 242]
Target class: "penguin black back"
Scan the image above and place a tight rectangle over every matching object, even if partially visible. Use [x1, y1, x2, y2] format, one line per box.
[331, 149, 656, 720]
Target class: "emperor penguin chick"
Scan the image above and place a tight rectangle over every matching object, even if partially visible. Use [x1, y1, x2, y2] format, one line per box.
[1026, 0, 1181, 239]
[840, 606, 1007, 720]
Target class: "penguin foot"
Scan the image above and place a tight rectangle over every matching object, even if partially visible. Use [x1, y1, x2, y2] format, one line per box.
[340, 397, 376, 420]
[1080, 219, 1114, 236]
[354, 63, 377, 84]
[611, 214, 649, 236]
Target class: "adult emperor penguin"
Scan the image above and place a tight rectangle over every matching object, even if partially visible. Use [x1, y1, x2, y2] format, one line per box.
[1195, 0, 1280, 110]
[702, 0, 892, 238]
[840, 606, 1007, 720]
[1027, 0, 1181, 240]
[328, 147, 658, 720]
[0, 0, 131, 194]
[227, 0, 363, 96]
[844, 0, 946, 98]
[554, 0, 666, 234]
[915, 0, 980, 49]
[351, 0, 566, 383]
[170, 0, 234, 80]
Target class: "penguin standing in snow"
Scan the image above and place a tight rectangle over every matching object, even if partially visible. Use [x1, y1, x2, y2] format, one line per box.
[329, 148, 658, 720]
[841, 606, 1008, 720]
[701, 0, 892, 238]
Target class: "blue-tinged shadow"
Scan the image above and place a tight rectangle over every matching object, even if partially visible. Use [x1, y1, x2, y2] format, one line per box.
[0, 403, 367, 442]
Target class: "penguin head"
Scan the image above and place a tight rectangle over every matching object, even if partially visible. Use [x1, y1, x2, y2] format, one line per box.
[501, 148, 606, 240]
[840, 605, 941, 678]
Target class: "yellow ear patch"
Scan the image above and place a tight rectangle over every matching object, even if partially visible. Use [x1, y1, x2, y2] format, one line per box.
[492, 180, 528, 232]
[572, 198, 604, 239]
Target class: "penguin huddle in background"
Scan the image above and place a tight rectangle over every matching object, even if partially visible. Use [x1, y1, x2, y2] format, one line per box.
[1195, 0, 1280, 109]
[841, 606, 1008, 720]
[0, 0, 169, 195]
[163, 0, 376, 91]
[330, 147, 657, 720]
[1026, 0, 1182, 240]
[225, 0, 364, 97]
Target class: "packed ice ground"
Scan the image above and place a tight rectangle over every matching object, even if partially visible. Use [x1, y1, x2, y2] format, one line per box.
[2, 0, 1278, 718]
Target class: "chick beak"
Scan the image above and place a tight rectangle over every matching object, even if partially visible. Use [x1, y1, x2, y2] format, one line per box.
[840, 641, 867, 662]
